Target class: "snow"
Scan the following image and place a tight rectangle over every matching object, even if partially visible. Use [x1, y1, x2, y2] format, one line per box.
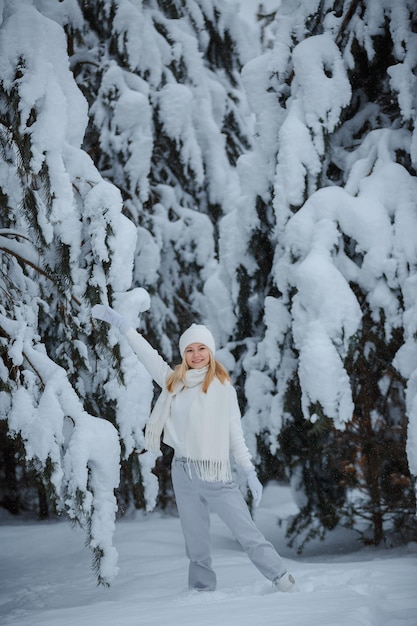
[275, 158, 417, 430]
[1, 483, 416, 626]
[4, 336, 122, 584]
[292, 34, 352, 150]
[91, 64, 153, 200]
[0, 2, 86, 261]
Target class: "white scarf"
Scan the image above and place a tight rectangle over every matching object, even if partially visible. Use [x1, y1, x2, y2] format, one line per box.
[145, 367, 207, 452]
[144, 368, 232, 482]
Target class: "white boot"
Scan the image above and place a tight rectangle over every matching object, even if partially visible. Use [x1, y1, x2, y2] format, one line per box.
[274, 572, 295, 592]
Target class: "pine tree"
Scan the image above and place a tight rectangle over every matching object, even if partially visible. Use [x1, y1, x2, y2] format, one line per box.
[229, 0, 417, 547]
[0, 3, 141, 583]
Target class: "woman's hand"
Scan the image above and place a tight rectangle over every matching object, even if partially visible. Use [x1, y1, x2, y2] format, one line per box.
[246, 467, 263, 507]
[92, 304, 131, 334]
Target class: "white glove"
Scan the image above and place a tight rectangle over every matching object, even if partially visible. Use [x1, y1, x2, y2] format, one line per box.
[246, 467, 263, 507]
[91, 304, 131, 334]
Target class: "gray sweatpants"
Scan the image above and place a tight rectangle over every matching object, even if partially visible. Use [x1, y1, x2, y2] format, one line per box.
[171, 457, 286, 591]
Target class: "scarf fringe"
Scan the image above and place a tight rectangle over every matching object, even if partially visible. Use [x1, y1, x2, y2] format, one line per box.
[144, 424, 162, 454]
[188, 458, 232, 483]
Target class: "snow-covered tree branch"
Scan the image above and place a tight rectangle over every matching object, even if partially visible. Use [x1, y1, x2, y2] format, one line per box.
[0, 2, 154, 584]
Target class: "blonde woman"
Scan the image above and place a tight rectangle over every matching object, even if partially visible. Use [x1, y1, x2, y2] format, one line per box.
[92, 304, 295, 593]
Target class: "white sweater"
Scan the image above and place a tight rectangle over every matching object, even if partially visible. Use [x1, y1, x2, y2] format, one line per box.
[124, 328, 253, 480]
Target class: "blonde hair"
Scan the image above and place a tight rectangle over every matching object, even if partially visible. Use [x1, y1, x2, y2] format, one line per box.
[166, 351, 230, 393]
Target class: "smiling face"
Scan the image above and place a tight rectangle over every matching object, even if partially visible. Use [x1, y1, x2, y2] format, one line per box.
[184, 343, 211, 369]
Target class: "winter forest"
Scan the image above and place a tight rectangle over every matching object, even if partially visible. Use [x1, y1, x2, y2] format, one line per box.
[1, 0, 417, 587]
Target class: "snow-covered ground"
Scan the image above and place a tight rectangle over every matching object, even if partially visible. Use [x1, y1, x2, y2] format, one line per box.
[1, 483, 416, 626]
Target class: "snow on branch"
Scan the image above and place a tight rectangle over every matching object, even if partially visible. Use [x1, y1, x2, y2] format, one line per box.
[3, 319, 121, 584]
[0, 2, 148, 584]
[292, 34, 352, 140]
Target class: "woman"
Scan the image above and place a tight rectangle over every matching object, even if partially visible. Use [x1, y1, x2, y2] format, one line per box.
[92, 304, 295, 593]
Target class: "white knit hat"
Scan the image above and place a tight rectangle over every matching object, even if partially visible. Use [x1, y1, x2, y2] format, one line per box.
[179, 323, 216, 357]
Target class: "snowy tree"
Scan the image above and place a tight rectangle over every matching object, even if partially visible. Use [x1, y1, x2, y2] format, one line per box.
[0, 0, 260, 581]
[0, 1, 153, 583]
[66, 0, 258, 343]
[218, 0, 417, 547]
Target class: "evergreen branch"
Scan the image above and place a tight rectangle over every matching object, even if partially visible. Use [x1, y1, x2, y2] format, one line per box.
[0, 229, 31, 240]
[70, 59, 100, 72]
[0, 235, 81, 307]
[0, 235, 50, 278]
[335, 0, 364, 46]
[0, 325, 45, 387]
